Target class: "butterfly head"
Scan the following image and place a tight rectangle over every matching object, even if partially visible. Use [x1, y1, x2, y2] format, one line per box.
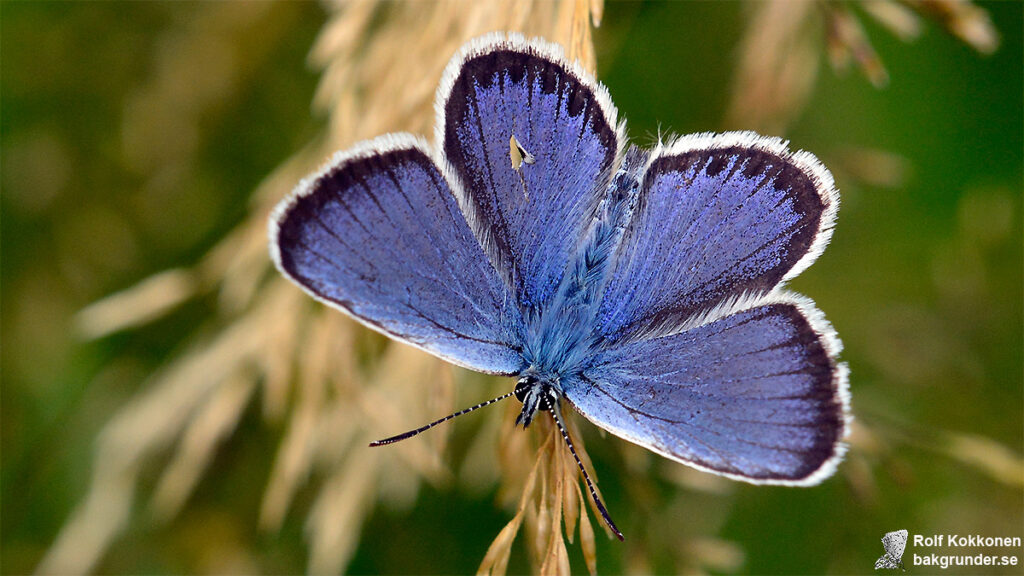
[514, 373, 560, 428]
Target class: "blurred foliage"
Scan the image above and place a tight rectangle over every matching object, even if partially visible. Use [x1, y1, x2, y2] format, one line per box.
[2, 1, 1021, 575]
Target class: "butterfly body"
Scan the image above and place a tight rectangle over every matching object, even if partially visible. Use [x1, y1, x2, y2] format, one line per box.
[514, 145, 648, 427]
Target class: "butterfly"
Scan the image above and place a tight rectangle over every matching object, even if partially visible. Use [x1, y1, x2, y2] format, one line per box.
[269, 33, 851, 540]
[875, 530, 908, 571]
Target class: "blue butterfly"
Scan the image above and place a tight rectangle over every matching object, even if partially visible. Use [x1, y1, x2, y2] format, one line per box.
[269, 33, 851, 540]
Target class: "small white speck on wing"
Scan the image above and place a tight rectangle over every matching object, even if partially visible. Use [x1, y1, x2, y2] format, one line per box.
[510, 133, 535, 200]
[509, 133, 536, 169]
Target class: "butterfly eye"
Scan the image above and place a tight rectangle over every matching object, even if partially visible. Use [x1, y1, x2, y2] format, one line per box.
[514, 375, 537, 403]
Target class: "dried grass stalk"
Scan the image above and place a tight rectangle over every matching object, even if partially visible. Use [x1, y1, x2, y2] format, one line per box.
[726, 0, 821, 134]
[729, 0, 1000, 134]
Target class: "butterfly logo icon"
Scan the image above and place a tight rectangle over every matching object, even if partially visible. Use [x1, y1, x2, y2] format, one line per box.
[269, 33, 851, 539]
[875, 529, 909, 571]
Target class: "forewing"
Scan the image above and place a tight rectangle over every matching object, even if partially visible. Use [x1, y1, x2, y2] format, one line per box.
[438, 34, 622, 309]
[883, 530, 908, 558]
[597, 132, 838, 341]
[567, 295, 850, 484]
[270, 134, 524, 375]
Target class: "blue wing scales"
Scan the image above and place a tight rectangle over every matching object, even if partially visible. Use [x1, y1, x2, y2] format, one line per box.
[439, 35, 623, 310]
[597, 132, 838, 342]
[270, 134, 524, 375]
[567, 296, 849, 483]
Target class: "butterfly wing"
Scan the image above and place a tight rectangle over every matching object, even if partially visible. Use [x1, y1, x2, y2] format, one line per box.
[884, 530, 908, 558]
[566, 295, 849, 483]
[270, 134, 524, 374]
[597, 132, 838, 341]
[438, 34, 623, 310]
[875, 555, 899, 570]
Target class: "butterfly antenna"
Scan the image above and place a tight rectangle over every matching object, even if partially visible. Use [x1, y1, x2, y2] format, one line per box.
[369, 391, 515, 447]
[549, 403, 625, 541]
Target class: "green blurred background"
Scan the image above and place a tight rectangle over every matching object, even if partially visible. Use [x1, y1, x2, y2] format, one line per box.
[2, 2, 1021, 574]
